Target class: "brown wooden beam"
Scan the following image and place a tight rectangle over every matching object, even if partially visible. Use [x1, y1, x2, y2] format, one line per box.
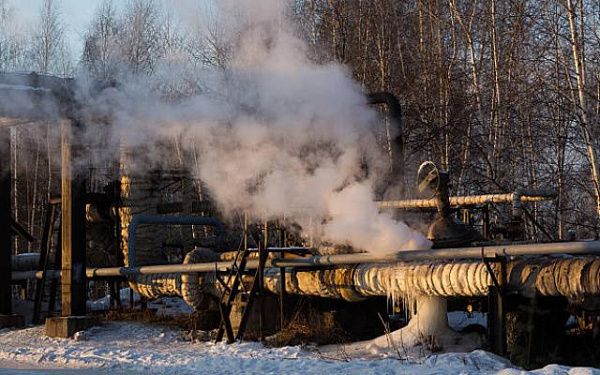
[60, 120, 87, 316]
[0, 118, 39, 128]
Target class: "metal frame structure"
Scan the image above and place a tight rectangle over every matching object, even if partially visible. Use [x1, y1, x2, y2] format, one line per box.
[2, 73, 599, 359]
[0, 72, 87, 319]
[0, 128, 11, 315]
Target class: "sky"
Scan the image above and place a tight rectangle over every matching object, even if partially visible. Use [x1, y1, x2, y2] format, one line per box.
[9, 0, 209, 63]
[12, 0, 104, 57]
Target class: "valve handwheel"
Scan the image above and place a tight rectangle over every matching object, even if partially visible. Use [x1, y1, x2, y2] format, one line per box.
[417, 161, 440, 198]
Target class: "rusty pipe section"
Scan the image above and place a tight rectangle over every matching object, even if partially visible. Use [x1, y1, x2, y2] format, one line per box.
[263, 256, 600, 301]
[378, 190, 555, 210]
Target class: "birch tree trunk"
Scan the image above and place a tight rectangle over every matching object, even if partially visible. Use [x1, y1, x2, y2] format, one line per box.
[565, 0, 600, 230]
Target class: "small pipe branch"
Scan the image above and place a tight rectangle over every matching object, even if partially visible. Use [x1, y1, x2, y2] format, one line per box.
[127, 214, 223, 267]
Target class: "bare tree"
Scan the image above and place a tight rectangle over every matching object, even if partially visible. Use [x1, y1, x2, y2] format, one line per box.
[82, 0, 119, 83]
[31, 0, 71, 75]
[116, 0, 163, 74]
[0, 0, 28, 71]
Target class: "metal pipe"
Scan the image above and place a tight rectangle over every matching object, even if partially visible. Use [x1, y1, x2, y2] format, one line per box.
[378, 190, 555, 210]
[89, 259, 262, 277]
[264, 256, 600, 300]
[11, 253, 41, 271]
[127, 214, 223, 267]
[13, 270, 60, 280]
[14, 240, 600, 280]
[367, 92, 404, 197]
[269, 240, 600, 268]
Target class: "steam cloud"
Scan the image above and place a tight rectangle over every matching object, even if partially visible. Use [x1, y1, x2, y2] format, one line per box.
[11, 0, 433, 254]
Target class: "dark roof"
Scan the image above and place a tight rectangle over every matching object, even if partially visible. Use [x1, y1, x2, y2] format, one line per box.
[0, 72, 75, 121]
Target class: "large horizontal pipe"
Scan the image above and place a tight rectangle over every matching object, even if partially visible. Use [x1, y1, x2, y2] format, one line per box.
[12, 240, 600, 281]
[378, 190, 554, 210]
[14, 256, 600, 300]
[11, 253, 41, 271]
[264, 256, 600, 300]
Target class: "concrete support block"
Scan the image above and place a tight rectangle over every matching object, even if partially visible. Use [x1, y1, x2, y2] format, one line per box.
[45, 316, 99, 338]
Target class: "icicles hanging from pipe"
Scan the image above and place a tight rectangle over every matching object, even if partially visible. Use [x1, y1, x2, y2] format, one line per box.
[262, 257, 600, 301]
[264, 261, 492, 300]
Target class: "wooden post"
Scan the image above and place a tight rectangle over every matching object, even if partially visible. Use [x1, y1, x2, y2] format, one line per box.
[0, 128, 12, 315]
[60, 120, 87, 316]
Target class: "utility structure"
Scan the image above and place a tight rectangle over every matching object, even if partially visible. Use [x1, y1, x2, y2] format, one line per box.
[2, 73, 600, 365]
[0, 72, 94, 335]
[0, 126, 11, 318]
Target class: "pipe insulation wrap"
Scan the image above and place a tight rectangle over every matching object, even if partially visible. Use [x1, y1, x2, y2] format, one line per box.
[11, 256, 600, 305]
[181, 248, 219, 309]
[262, 256, 600, 301]
[133, 273, 182, 299]
[378, 190, 554, 210]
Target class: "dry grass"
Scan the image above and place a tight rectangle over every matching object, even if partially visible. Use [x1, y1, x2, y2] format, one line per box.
[97, 308, 219, 333]
[267, 304, 352, 347]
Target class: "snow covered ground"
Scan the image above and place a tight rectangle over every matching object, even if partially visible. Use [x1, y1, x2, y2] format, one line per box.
[0, 320, 599, 375]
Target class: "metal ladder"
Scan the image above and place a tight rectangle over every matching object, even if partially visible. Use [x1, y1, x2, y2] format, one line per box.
[215, 225, 268, 343]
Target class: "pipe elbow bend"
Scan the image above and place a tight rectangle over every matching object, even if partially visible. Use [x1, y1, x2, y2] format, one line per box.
[181, 248, 220, 310]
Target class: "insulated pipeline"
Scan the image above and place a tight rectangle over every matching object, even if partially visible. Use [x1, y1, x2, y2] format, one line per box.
[15, 240, 600, 278]
[263, 256, 600, 301]
[12, 241, 600, 305]
[377, 190, 554, 210]
[13, 256, 600, 300]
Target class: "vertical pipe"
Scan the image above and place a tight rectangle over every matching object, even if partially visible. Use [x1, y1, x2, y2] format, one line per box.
[0, 128, 12, 315]
[279, 224, 286, 330]
[60, 120, 87, 316]
[47, 231, 61, 316]
[367, 92, 404, 197]
[487, 257, 507, 355]
[110, 179, 121, 311]
[498, 257, 507, 355]
[243, 213, 248, 251]
[259, 220, 268, 341]
[483, 204, 490, 240]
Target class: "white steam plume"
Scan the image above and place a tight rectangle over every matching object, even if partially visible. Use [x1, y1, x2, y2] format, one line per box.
[81, 0, 432, 254]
